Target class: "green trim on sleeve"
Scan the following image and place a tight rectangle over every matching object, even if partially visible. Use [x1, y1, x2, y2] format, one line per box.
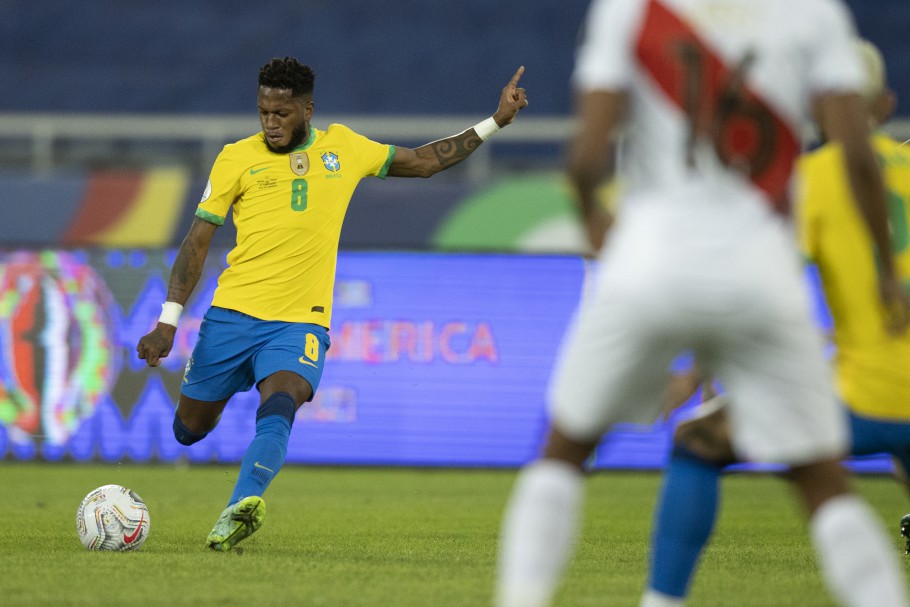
[376, 145, 396, 179]
[195, 207, 225, 226]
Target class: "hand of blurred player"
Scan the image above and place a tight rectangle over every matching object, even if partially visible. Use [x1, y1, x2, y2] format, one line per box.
[136, 323, 177, 367]
[660, 369, 706, 419]
[493, 66, 529, 127]
[880, 275, 910, 335]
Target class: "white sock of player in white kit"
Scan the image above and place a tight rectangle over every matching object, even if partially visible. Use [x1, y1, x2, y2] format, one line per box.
[811, 494, 909, 607]
[495, 459, 584, 607]
[639, 589, 686, 607]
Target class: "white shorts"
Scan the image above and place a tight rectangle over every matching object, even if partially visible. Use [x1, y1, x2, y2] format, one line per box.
[548, 199, 847, 465]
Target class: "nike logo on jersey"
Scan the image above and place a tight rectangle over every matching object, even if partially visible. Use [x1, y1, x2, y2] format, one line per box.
[298, 357, 318, 368]
[253, 461, 275, 473]
[249, 167, 270, 175]
[123, 511, 145, 544]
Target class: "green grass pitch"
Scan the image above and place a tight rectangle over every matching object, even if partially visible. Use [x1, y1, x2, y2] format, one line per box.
[1, 462, 908, 606]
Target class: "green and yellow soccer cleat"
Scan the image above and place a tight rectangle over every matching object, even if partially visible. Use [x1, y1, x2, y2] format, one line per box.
[205, 496, 266, 552]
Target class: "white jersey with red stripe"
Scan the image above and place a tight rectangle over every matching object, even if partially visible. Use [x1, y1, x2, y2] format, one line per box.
[550, 0, 867, 464]
[574, 0, 863, 214]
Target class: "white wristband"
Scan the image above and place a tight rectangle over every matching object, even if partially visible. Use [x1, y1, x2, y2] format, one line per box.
[472, 117, 501, 141]
[159, 301, 184, 327]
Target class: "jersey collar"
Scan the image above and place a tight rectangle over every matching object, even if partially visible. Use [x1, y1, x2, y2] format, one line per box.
[290, 125, 317, 152]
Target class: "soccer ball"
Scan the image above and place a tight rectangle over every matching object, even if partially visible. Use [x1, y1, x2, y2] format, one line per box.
[76, 484, 150, 551]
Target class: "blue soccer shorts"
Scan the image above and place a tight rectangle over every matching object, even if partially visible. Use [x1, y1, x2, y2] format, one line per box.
[849, 409, 910, 475]
[181, 306, 330, 403]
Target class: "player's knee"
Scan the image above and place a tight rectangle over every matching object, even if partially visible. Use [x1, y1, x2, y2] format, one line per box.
[173, 413, 209, 446]
[674, 417, 736, 466]
[256, 391, 297, 425]
[541, 424, 598, 470]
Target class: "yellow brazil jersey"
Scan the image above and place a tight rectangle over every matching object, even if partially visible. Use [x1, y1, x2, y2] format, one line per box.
[196, 124, 395, 325]
[797, 132, 910, 420]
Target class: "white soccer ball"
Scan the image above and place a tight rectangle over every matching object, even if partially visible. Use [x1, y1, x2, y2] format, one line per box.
[76, 484, 150, 551]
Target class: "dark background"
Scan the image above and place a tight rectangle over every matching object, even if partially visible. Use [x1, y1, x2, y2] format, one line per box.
[2, 1, 907, 116]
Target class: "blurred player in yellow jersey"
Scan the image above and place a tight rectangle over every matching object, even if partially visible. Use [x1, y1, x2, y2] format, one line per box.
[641, 39, 910, 607]
[800, 50, 910, 426]
[135, 57, 527, 551]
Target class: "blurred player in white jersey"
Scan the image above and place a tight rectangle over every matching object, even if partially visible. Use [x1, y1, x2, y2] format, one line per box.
[640, 38, 910, 607]
[495, 1, 910, 606]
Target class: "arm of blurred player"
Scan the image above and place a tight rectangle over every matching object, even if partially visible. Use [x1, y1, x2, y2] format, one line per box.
[136, 216, 218, 367]
[566, 90, 627, 252]
[815, 92, 910, 333]
[387, 66, 528, 178]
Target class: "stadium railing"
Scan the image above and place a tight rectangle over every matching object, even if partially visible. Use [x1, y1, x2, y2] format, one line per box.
[5, 114, 907, 182]
[0, 113, 574, 183]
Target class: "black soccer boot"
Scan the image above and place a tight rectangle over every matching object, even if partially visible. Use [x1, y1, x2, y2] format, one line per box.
[900, 513, 910, 555]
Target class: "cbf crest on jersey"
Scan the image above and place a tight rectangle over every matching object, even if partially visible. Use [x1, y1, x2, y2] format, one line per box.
[321, 151, 340, 172]
[290, 153, 309, 176]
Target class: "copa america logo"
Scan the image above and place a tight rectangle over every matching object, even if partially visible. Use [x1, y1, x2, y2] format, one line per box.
[0, 251, 119, 448]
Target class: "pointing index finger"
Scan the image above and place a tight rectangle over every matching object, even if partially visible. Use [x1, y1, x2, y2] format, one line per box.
[508, 66, 525, 87]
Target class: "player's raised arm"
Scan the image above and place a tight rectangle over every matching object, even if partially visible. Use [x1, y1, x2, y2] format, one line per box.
[136, 216, 218, 367]
[387, 66, 528, 178]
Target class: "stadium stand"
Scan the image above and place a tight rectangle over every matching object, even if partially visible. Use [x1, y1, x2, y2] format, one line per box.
[1, 0, 908, 249]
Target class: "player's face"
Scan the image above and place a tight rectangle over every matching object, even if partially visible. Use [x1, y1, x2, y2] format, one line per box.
[258, 86, 314, 153]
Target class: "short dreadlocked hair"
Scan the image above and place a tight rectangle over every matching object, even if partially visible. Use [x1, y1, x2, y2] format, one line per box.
[258, 57, 315, 98]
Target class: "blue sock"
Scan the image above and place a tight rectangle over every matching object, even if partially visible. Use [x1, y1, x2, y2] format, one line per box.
[227, 392, 296, 507]
[647, 446, 723, 598]
[173, 414, 208, 446]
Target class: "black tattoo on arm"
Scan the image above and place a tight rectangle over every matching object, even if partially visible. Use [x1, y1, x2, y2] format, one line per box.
[389, 127, 486, 178]
[429, 130, 483, 169]
[167, 247, 201, 304]
[166, 222, 212, 304]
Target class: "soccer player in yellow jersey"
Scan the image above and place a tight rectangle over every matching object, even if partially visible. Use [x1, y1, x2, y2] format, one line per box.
[640, 39, 910, 607]
[136, 57, 528, 551]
